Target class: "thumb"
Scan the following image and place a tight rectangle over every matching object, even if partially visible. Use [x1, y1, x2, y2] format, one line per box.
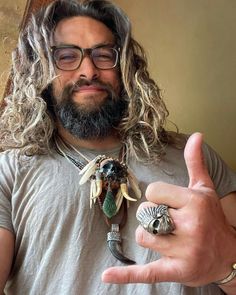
[184, 132, 214, 189]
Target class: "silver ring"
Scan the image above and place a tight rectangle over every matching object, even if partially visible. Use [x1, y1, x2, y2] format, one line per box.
[136, 205, 175, 235]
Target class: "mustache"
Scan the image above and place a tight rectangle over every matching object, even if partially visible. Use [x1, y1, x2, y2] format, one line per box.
[67, 79, 115, 94]
[60, 79, 117, 102]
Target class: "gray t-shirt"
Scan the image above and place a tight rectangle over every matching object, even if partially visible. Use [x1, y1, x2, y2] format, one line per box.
[0, 141, 236, 295]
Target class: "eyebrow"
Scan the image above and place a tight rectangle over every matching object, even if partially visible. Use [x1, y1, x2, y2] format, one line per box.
[52, 42, 115, 49]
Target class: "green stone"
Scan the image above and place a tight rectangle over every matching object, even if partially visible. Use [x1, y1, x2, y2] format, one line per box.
[102, 190, 117, 218]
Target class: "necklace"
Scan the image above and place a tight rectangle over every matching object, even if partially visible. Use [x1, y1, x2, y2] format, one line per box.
[54, 135, 141, 264]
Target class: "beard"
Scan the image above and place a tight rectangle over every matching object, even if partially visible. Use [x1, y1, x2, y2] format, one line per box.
[48, 79, 127, 140]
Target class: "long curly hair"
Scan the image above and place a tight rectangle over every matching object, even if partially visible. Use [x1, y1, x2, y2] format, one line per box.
[0, 0, 183, 163]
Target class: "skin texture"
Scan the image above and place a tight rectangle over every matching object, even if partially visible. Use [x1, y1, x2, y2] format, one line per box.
[52, 16, 121, 150]
[0, 228, 14, 293]
[102, 133, 236, 295]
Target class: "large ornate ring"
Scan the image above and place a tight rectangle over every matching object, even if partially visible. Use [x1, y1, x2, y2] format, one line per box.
[136, 205, 175, 235]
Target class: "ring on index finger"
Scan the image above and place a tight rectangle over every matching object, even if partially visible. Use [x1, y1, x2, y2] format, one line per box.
[136, 205, 175, 235]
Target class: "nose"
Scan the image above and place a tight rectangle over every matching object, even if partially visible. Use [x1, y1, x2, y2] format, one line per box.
[77, 55, 100, 81]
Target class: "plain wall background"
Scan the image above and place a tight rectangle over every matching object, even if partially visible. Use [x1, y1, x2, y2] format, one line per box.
[0, 0, 25, 97]
[115, 0, 236, 170]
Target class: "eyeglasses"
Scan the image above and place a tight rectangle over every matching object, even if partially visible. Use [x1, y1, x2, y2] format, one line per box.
[51, 44, 120, 71]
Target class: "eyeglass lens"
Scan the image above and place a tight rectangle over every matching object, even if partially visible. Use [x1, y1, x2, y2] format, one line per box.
[53, 47, 118, 70]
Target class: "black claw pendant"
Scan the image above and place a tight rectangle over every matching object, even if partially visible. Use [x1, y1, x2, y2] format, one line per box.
[107, 224, 135, 265]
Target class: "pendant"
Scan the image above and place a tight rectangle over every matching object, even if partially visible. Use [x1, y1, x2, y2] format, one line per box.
[102, 188, 117, 218]
[55, 139, 139, 264]
[79, 155, 141, 264]
[79, 156, 142, 217]
[107, 224, 135, 265]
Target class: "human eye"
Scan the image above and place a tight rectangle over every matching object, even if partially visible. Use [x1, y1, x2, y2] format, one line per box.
[93, 47, 115, 61]
[54, 48, 79, 64]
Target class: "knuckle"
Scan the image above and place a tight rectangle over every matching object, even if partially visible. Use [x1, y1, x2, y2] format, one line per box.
[126, 272, 137, 283]
[146, 181, 163, 197]
[188, 189, 213, 209]
[142, 266, 157, 283]
[135, 227, 156, 249]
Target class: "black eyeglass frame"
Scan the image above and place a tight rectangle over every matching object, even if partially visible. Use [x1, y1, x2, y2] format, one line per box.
[50, 44, 120, 71]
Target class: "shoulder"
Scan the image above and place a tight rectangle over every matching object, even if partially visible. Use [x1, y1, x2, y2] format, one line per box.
[0, 149, 19, 170]
[167, 133, 236, 196]
[0, 148, 58, 172]
[165, 132, 229, 172]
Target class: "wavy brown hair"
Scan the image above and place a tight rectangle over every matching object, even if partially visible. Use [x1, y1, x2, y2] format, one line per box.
[0, 0, 183, 162]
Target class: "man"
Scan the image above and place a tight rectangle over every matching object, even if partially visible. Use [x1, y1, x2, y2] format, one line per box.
[0, 0, 235, 294]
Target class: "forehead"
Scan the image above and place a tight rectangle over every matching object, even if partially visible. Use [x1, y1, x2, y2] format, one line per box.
[53, 16, 115, 47]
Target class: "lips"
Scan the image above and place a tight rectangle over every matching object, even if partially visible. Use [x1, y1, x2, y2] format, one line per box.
[72, 84, 105, 93]
[77, 85, 104, 92]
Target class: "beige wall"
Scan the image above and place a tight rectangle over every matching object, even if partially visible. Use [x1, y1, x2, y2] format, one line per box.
[115, 0, 236, 170]
[0, 0, 236, 170]
[0, 0, 25, 97]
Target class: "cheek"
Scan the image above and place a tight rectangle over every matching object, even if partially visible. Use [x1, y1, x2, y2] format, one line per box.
[52, 73, 70, 99]
[51, 80, 62, 101]
[102, 70, 121, 94]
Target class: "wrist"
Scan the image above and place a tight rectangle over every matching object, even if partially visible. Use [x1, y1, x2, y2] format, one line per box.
[214, 263, 236, 285]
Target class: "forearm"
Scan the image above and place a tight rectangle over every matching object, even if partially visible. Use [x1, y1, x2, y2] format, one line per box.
[0, 228, 14, 293]
[0, 268, 9, 294]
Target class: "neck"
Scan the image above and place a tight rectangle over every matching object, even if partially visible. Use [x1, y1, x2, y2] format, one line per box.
[57, 126, 122, 151]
